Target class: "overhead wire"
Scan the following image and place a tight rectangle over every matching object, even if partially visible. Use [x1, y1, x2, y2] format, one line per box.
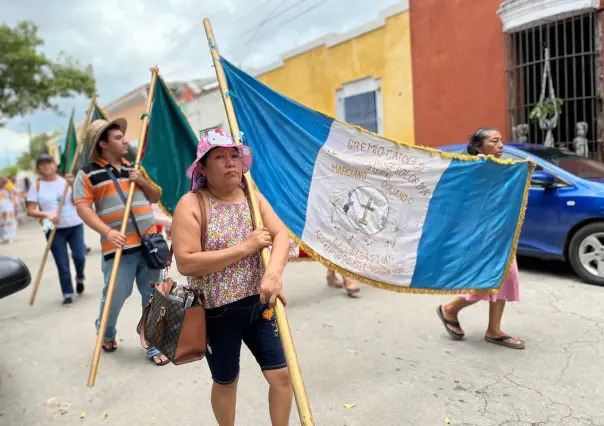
[223, 0, 334, 59]
[227, 0, 282, 37]
[230, 0, 291, 56]
[160, 0, 282, 80]
[132, 0, 337, 83]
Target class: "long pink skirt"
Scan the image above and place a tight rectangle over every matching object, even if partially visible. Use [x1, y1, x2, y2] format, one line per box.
[459, 259, 519, 302]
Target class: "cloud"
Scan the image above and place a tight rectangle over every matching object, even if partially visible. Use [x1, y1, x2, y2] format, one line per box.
[0, 128, 30, 167]
[3, 0, 402, 134]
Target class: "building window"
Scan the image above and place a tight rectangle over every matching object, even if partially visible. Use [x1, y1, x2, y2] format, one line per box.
[505, 12, 602, 160]
[336, 77, 383, 134]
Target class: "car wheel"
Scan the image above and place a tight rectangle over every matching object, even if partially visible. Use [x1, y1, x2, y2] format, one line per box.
[568, 223, 604, 285]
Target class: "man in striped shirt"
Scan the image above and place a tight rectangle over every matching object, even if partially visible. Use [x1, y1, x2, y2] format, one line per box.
[74, 118, 169, 366]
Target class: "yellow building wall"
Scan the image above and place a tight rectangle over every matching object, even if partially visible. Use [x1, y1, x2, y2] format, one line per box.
[107, 99, 146, 143]
[257, 11, 414, 144]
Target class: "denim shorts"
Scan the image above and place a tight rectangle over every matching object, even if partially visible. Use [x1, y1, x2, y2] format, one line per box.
[205, 294, 287, 384]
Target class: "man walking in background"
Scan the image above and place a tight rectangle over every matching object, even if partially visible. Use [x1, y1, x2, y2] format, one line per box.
[74, 118, 169, 366]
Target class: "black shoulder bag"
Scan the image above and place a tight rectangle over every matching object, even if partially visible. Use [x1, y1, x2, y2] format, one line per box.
[106, 167, 169, 270]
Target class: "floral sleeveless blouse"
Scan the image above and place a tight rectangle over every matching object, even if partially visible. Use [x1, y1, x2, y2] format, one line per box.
[188, 197, 264, 309]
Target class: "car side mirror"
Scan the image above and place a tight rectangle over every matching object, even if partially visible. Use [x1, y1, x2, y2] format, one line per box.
[531, 170, 556, 187]
[0, 256, 31, 299]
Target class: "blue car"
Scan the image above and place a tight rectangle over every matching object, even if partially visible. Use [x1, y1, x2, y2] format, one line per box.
[439, 143, 604, 285]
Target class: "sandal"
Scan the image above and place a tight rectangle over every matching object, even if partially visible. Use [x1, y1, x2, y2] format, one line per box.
[343, 278, 360, 297]
[326, 273, 344, 288]
[102, 340, 118, 353]
[436, 305, 465, 340]
[147, 348, 170, 366]
[485, 335, 525, 350]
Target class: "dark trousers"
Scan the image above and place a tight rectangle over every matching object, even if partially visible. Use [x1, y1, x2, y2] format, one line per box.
[46, 224, 86, 297]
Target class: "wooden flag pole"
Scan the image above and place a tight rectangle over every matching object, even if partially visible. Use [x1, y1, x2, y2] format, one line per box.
[87, 69, 159, 387]
[203, 18, 315, 426]
[29, 100, 95, 306]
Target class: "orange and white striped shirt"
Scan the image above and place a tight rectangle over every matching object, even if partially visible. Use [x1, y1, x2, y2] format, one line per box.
[74, 158, 159, 260]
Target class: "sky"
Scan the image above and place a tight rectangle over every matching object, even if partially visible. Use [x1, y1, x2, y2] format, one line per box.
[1, 0, 402, 167]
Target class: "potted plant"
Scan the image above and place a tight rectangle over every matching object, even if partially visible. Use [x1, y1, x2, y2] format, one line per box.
[529, 97, 563, 122]
[530, 97, 563, 147]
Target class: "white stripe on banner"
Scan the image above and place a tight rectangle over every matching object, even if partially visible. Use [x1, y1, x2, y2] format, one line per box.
[301, 122, 451, 287]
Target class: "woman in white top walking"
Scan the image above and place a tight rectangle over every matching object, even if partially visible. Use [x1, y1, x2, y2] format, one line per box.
[27, 154, 87, 305]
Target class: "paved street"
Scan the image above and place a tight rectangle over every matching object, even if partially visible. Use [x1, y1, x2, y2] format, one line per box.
[1, 221, 603, 426]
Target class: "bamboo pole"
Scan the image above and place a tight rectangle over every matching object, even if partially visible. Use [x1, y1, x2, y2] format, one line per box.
[29, 100, 95, 306]
[87, 68, 159, 387]
[203, 18, 315, 426]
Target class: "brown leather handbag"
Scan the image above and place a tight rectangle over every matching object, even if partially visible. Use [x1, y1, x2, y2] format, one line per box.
[136, 191, 208, 365]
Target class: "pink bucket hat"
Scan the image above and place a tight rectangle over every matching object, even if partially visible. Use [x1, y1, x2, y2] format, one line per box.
[186, 128, 253, 191]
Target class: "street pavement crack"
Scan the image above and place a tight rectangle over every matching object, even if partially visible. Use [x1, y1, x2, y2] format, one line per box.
[472, 367, 516, 424]
[505, 374, 596, 425]
[546, 286, 604, 326]
[560, 327, 601, 378]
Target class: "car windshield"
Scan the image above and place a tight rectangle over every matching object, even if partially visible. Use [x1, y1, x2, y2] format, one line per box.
[519, 146, 604, 179]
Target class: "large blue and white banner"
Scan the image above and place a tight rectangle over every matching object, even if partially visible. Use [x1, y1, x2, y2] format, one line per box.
[222, 59, 532, 293]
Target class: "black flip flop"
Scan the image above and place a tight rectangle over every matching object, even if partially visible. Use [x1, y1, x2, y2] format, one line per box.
[436, 305, 465, 340]
[102, 340, 118, 353]
[485, 335, 525, 350]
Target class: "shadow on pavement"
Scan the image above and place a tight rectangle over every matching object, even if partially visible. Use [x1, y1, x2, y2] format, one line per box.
[515, 256, 604, 290]
[517, 256, 575, 279]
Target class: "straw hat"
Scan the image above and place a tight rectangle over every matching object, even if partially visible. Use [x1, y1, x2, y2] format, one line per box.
[86, 118, 128, 161]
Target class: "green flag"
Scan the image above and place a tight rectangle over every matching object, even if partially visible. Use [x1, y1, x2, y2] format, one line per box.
[75, 102, 109, 172]
[91, 103, 107, 121]
[141, 76, 198, 216]
[59, 110, 77, 174]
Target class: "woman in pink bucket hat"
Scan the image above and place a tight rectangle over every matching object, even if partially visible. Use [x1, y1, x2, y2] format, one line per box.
[172, 129, 293, 425]
[185, 128, 253, 191]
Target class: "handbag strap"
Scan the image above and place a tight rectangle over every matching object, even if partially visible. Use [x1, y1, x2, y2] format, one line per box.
[164, 190, 208, 267]
[196, 190, 208, 252]
[138, 298, 152, 349]
[105, 166, 143, 239]
[151, 313, 165, 348]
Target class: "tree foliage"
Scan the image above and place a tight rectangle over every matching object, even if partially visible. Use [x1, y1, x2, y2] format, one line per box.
[16, 132, 53, 170]
[0, 21, 96, 125]
[0, 165, 19, 177]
